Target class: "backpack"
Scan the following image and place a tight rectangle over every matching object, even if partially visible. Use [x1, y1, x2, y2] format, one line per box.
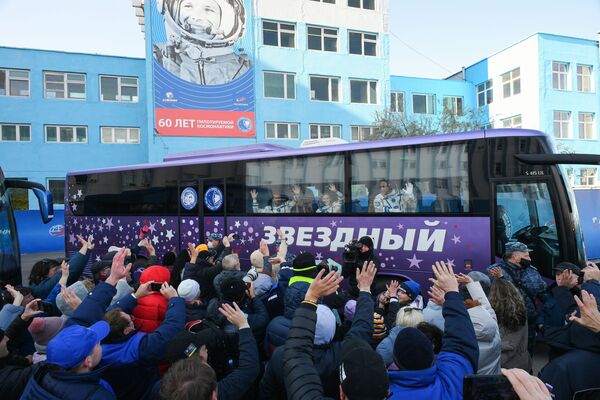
[185, 318, 239, 379]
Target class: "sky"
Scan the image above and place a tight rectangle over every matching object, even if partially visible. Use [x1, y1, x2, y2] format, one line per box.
[0, 0, 599, 79]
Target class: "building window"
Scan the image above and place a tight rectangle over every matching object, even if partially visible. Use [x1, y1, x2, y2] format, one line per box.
[501, 68, 521, 98]
[0, 68, 29, 97]
[310, 76, 339, 102]
[101, 127, 140, 144]
[553, 111, 571, 139]
[501, 115, 522, 129]
[477, 80, 493, 107]
[44, 72, 86, 100]
[348, 31, 377, 56]
[310, 0, 335, 2]
[580, 168, 597, 186]
[412, 93, 435, 114]
[264, 72, 295, 99]
[390, 92, 404, 113]
[348, 0, 375, 10]
[552, 62, 569, 90]
[262, 21, 295, 48]
[307, 26, 338, 52]
[45, 125, 87, 143]
[0, 124, 31, 142]
[47, 179, 65, 205]
[100, 76, 138, 102]
[310, 124, 341, 139]
[577, 65, 593, 93]
[579, 112, 594, 140]
[351, 126, 377, 141]
[350, 80, 377, 104]
[265, 122, 299, 140]
[443, 96, 464, 116]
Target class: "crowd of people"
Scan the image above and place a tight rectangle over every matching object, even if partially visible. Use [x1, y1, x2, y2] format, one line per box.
[0, 232, 599, 399]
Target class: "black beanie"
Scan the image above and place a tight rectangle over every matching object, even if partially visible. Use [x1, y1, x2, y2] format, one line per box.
[393, 327, 434, 371]
[220, 278, 247, 303]
[292, 252, 317, 277]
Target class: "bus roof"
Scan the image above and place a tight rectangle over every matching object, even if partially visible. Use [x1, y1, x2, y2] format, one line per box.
[67, 128, 548, 176]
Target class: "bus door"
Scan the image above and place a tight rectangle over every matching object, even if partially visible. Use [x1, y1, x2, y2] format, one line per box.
[493, 179, 562, 277]
[199, 179, 226, 244]
[178, 178, 225, 248]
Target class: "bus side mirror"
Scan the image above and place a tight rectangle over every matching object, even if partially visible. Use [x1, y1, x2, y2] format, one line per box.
[32, 188, 54, 224]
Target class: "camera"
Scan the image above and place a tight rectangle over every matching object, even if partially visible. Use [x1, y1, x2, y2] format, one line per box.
[343, 240, 362, 264]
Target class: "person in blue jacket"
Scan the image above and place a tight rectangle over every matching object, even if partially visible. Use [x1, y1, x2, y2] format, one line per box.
[20, 248, 133, 400]
[387, 261, 479, 400]
[28, 235, 93, 299]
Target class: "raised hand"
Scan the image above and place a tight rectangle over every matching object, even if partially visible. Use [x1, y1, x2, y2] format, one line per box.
[60, 285, 82, 311]
[429, 260, 459, 293]
[328, 183, 337, 192]
[222, 235, 230, 248]
[427, 285, 446, 305]
[556, 270, 578, 289]
[489, 267, 504, 279]
[386, 280, 400, 297]
[569, 290, 600, 333]
[305, 270, 344, 303]
[219, 302, 250, 329]
[135, 281, 154, 299]
[106, 248, 132, 286]
[187, 242, 199, 264]
[356, 260, 377, 292]
[276, 229, 286, 240]
[5, 284, 23, 306]
[582, 263, 600, 282]
[455, 273, 473, 285]
[21, 298, 43, 321]
[250, 189, 258, 201]
[501, 368, 552, 400]
[160, 282, 178, 300]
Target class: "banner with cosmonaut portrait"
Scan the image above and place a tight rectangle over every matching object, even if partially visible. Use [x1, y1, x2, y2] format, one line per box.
[150, 0, 255, 137]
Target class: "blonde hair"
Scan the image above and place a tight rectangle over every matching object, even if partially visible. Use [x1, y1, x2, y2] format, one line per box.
[395, 306, 425, 328]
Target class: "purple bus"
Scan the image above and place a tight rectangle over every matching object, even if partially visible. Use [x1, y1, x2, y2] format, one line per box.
[64, 129, 589, 289]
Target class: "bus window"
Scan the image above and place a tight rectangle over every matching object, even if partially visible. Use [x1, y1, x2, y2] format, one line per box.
[246, 154, 344, 214]
[0, 186, 19, 283]
[495, 182, 560, 277]
[351, 143, 470, 213]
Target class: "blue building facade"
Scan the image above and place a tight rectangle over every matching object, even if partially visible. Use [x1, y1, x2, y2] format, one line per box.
[2, 26, 599, 213]
[0, 46, 147, 209]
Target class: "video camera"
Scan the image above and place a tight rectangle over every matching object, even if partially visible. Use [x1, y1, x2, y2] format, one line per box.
[343, 239, 362, 264]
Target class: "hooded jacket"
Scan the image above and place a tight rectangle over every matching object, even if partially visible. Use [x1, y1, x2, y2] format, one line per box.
[423, 282, 500, 375]
[132, 266, 171, 333]
[387, 292, 478, 400]
[342, 236, 380, 298]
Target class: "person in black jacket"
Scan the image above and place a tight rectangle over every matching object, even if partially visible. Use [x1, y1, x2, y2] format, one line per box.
[183, 241, 232, 302]
[283, 262, 390, 400]
[151, 302, 260, 400]
[342, 236, 380, 298]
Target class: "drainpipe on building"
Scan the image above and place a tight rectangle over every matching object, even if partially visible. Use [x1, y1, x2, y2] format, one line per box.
[462, 66, 466, 81]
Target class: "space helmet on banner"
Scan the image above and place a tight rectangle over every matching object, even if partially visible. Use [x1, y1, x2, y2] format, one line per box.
[157, 0, 246, 51]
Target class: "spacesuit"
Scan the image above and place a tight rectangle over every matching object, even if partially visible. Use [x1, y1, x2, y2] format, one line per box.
[154, 0, 251, 85]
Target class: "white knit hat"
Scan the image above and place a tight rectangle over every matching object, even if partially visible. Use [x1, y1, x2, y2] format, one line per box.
[177, 279, 200, 301]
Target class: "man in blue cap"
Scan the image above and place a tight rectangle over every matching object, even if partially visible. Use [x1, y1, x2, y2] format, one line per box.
[486, 241, 546, 354]
[20, 321, 114, 399]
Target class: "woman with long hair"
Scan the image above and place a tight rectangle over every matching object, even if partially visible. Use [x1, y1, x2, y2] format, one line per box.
[489, 277, 532, 371]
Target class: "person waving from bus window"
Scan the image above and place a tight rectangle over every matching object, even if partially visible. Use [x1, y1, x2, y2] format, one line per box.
[316, 183, 344, 214]
[250, 189, 293, 213]
[373, 179, 402, 213]
[288, 184, 315, 214]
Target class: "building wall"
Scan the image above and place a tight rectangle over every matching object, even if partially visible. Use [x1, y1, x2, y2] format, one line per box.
[537, 34, 600, 186]
[146, 0, 391, 162]
[0, 47, 147, 208]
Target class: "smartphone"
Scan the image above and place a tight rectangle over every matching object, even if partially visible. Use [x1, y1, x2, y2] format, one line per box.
[184, 343, 198, 358]
[232, 233, 239, 240]
[38, 300, 55, 314]
[150, 282, 163, 292]
[463, 375, 518, 400]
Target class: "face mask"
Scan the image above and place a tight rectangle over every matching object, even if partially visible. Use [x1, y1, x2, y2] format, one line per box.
[519, 259, 531, 269]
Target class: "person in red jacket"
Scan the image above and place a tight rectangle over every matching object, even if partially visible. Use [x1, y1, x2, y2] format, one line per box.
[133, 265, 171, 333]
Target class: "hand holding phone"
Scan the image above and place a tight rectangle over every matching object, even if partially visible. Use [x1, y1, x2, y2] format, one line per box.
[463, 375, 518, 400]
[38, 300, 55, 314]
